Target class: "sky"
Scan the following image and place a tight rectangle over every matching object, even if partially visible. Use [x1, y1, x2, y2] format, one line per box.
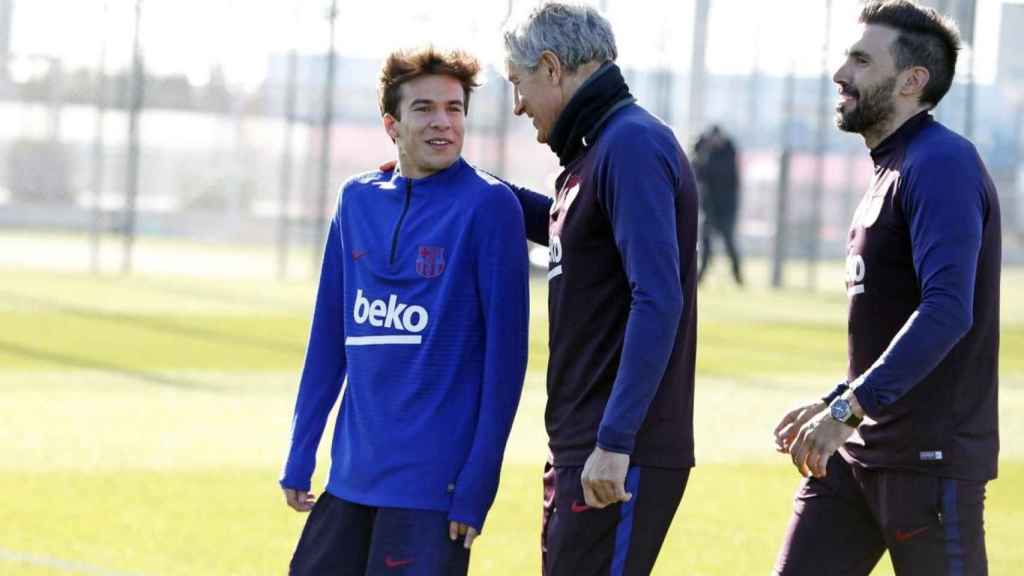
[7, 0, 1022, 88]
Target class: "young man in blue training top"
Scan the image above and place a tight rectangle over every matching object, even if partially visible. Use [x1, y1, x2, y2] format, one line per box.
[502, 3, 699, 574]
[773, 2, 1001, 574]
[279, 47, 529, 575]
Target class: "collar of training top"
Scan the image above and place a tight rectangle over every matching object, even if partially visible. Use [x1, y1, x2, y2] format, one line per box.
[385, 156, 468, 189]
[869, 110, 932, 165]
[547, 61, 635, 167]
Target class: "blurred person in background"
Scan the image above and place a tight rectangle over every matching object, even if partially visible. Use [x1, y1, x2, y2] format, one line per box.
[773, 1, 1001, 574]
[279, 46, 529, 575]
[503, 3, 699, 574]
[693, 124, 743, 286]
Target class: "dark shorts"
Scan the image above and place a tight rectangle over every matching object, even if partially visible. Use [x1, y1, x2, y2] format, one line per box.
[541, 462, 690, 576]
[290, 492, 469, 576]
[774, 453, 988, 576]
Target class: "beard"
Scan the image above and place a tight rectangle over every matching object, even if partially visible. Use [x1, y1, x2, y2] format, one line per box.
[835, 74, 898, 134]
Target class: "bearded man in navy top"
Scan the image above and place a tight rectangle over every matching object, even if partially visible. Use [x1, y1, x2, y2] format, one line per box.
[503, 3, 699, 574]
[279, 47, 529, 575]
[773, 2, 1001, 575]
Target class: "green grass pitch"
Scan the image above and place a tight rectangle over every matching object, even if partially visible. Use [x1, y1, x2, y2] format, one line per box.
[1, 237, 1022, 575]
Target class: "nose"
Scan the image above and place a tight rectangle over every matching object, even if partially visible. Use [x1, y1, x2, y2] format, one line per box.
[833, 61, 849, 87]
[513, 87, 525, 116]
[429, 108, 451, 130]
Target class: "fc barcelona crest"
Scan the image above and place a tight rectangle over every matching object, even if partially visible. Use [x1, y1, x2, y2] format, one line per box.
[416, 246, 446, 278]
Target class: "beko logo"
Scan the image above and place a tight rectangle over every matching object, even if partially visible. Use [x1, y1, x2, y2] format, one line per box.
[846, 254, 866, 297]
[345, 289, 429, 346]
[548, 236, 563, 281]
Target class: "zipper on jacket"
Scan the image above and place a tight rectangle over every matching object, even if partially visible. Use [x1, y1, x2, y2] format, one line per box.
[390, 178, 412, 265]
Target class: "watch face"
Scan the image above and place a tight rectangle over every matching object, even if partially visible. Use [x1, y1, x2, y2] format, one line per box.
[830, 399, 851, 422]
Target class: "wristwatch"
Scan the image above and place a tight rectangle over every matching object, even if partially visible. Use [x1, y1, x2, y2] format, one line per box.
[829, 397, 862, 428]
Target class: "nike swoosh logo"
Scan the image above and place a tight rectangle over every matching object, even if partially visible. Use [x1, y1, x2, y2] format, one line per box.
[384, 556, 414, 568]
[352, 250, 368, 261]
[570, 501, 591, 513]
[894, 526, 929, 542]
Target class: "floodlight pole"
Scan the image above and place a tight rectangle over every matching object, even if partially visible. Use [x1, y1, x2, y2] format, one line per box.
[1012, 99, 1023, 236]
[772, 67, 796, 290]
[276, 3, 301, 281]
[122, 0, 144, 275]
[90, 0, 109, 274]
[806, 0, 832, 291]
[313, 0, 337, 277]
[277, 45, 298, 281]
[964, 39, 976, 140]
[746, 12, 762, 143]
[495, 0, 513, 178]
[688, 0, 710, 136]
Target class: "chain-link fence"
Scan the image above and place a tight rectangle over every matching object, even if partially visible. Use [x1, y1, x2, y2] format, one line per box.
[1, 0, 1021, 283]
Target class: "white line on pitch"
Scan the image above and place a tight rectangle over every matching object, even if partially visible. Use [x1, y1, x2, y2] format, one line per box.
[0, 547, 148, 576]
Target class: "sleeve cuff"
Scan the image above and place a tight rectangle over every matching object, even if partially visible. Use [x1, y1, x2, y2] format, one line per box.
[596, 426, 635, 455]
[822, 381, 849, 406]
[279, 476, 312, 492]
[279, 458, 315, 492]
[449, 463, 502, 533]
[852, 381, 882, 418]
[448, 498, 487, 533]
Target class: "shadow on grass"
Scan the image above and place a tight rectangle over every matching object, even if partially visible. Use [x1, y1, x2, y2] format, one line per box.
[130, 277, 308, 314]
[0, 289, 304, 356]
[0, 338, 223, 391]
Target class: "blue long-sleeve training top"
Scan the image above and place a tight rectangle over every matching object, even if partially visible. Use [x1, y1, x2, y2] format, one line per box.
[280, 158, 530, 530]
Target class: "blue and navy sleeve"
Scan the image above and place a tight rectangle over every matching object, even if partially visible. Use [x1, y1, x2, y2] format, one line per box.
[852, 145, 985, 416]
[448, 186, 530, 532]
[594, 126, 685, 455]
[503, 180, 552, 246]
[280, 202, 347, 491]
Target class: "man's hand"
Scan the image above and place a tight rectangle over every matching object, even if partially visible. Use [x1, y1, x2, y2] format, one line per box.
[282, 488, 316, 512]
[448, 521, 479, 550]
[773, 401, 827, 454]
[581, 446, 632, 509]
[788, 411, 856, 478]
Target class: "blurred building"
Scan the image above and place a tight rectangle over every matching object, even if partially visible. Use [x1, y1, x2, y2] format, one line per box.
[1, 1, 1023, 270]
[998, 3, 1024, 87]
[0, 0, 12, 85]
[920, 0, 976, 44]
[997, 1, 1024, 236]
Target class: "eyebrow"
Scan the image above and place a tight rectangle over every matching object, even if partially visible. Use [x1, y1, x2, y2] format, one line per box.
[846, 48, 871, 61]
[409, 98, 464, 108]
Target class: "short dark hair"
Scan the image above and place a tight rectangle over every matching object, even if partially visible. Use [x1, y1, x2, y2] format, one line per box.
[378, 47, 482, 120]
[859, 0, 961, 108]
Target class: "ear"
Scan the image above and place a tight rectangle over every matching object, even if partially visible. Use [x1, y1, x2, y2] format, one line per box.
[383, 113, 399, 144]
[538, 51, 563, 85]
[900, 66, 930, 100]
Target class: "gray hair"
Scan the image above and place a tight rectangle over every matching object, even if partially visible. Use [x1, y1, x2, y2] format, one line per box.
[503, 2, 617, 73]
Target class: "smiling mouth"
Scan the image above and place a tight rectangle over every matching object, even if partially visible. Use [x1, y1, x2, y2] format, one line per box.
[426, 138, 453, 147]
